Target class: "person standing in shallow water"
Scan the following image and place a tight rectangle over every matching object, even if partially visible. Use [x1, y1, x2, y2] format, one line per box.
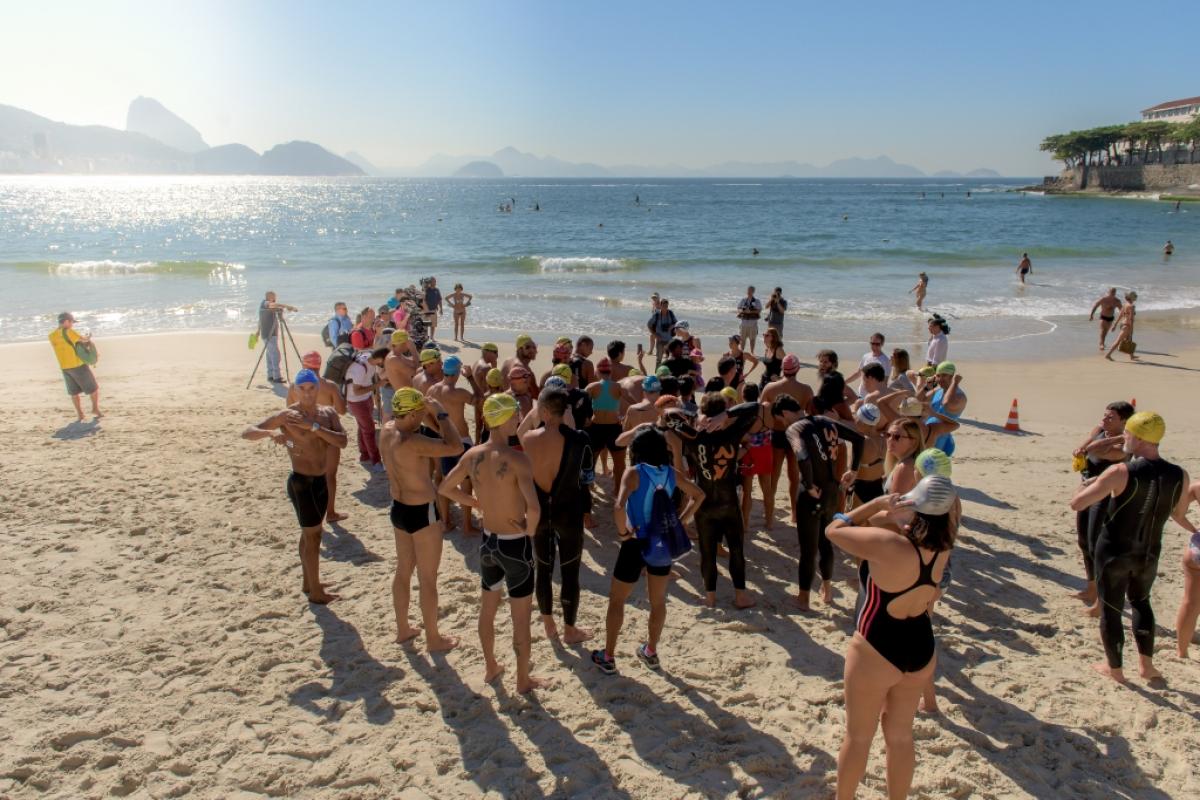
[1016, 252, 1032, 285]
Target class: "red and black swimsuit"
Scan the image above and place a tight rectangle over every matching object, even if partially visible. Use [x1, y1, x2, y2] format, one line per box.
[855, 540, 941, 673]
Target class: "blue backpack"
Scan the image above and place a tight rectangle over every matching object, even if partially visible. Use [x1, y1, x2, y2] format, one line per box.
[634, 465, 692, 568]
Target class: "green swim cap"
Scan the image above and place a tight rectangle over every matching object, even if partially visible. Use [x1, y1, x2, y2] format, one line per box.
[914, 448, 952, 478]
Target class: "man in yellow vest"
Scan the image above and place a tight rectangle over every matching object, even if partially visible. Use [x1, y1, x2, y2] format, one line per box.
[49, 312, 101, 421]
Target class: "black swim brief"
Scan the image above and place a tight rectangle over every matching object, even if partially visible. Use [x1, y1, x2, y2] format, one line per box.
[286, 472, 328, 528]
[390, 499, 440, 534]
[588, 422, 626, 453]
[480, 532, 535, 598]
[1100, 315, 1115, 322]
[612, 537, 672, 583]
[771, 429, 790, 450]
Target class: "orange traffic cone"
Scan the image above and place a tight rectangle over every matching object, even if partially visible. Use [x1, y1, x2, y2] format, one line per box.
[1004, 398, 1021, 432]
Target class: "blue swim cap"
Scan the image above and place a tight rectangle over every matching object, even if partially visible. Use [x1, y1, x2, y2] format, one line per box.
[544, 376, 568, 389]
[443, 356, 462, 376]
[642, 375, 662, 393]
[295, 369, 319, 386]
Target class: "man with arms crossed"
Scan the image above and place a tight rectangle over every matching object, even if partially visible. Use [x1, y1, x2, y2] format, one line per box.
[440, 394, 548, 693]
[288, 352, 349, 523]
[243, 369, 347, 604]
[380, 388, 464, 651]
[736, 285, 763, 354]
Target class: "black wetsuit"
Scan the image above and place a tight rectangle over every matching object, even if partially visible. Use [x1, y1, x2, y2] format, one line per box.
[1076, 440, 1126, 582]
[1093, 456, 1185, 669]
[534, 424, 594, 627]
[681, 403, 760, 593]
[789, 416, 865, 592]
[759, 353, 782, 388]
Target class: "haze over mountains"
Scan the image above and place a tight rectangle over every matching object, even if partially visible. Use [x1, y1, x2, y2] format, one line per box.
[0, 98, 362, 175]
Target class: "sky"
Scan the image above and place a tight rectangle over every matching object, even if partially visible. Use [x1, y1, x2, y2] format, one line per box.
[4, 0, 1199, 176]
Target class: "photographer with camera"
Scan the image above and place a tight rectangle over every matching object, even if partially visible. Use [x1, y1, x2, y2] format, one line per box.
[260, 291, 298, 383]
[766, 287, 787, 337]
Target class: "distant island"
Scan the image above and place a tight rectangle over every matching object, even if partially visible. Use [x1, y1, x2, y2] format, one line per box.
[453, 160, 504, 178]
[0, 98, 363, 176]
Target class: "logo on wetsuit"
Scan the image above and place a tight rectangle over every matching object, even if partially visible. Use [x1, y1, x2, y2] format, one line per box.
[696, 443, 738, 481]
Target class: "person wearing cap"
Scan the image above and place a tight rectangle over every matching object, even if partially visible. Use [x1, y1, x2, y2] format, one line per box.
[585, 357, 629, 486]
[49, 312, 103, 421]
[346, 346, 389, 470]
[847, 403, 887, 506]
[258, 291, 298, 384]
[541, 339, 575, 387]
[825, 476, 957, 799]
[1070, 411, 1194, 684]
[647, 299, 677, 366]
[736, 285, 763, 354]
[410, 348, 443, 395]
[427, 355, 481, 533]
[287, 352, 349, 523]
[380, 388, 465, 652]
[916, 362, 966, 457]
[784, 392, 866, 610]
[678, 391, 763, 609]
[383, 329, 420, 408]
[925, 316, 950, 367]
[520, 387, 596, 645]
[507, 364, 536, 420]
[471, 343, 501, 435]
[501, 335, 539, 393]
[622, 375, 663, 433]
[760, 354, 814, 528]
[846, 333, 891, 398]
[439, 394, 548, 694]
[242, 369, 348, 604]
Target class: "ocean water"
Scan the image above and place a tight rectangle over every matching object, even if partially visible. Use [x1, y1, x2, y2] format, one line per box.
[1, 176, 1196, 352]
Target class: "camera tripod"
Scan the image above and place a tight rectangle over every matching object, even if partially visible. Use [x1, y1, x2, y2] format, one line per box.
[246, 309, 304, 389]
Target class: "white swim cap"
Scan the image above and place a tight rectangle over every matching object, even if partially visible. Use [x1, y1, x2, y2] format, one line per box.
[901, 475, 956, 516]
[855, 403, 881, 426]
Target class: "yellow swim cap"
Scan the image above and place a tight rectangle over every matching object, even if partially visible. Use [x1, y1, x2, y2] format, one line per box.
[483, 393, 519, 428]
[486, 367, 504, 388]
[1125, 411, 1165, 444]
[515, 334, 534, 349]
[481, 342, 499, 353]
[628, 368, 643, 377]
[419, 348, 441, 364]
[919, 365, 936, 378]
[390, 329, 409, 345]
[720, 387, 738, 403]
[392, 387, 426, 417]
[555, 336, 572, 346]
[551, 363, 573, 379]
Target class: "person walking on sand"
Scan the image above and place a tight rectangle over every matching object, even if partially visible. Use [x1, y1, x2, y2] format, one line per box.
[1089, 288, 1123, 351]
[288, 352, 349, 523]
[440, 394, 549, 693]
[1069, 412, 1194, 684]
[1016, 252, 1032, 285]
[259, 291, 298, 383]
[1105, 291, 1138, 361]
[49, 311, 102, 421]
[521, 386, 595, 645]
[1175, 478, 1200, 659]
[827, 477, 957, 800]
[242, 369, 348, 604]
[447, 283, 472, 341]
[736, 285, 764, 354]
[381, 389, 465, 652]
[591, 426, 704, 675]
[909, 272, 928, 311]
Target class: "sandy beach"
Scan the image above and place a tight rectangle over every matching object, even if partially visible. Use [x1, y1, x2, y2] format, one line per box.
[3, 327, 1199, 799]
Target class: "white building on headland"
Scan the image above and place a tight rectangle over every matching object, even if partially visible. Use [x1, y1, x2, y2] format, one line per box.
[1141, 96, 1200, 122]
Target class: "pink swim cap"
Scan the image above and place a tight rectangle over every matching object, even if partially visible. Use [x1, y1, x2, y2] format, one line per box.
[782, 354, 801, 374]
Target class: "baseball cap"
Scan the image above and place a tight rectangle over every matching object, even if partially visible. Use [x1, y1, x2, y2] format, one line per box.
[57, 312, 75, 324]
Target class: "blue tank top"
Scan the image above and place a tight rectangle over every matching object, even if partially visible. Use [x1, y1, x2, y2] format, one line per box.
[593, 379, 621, 413]
[926, 387, 961, 456]
[627, 463, 676, 534]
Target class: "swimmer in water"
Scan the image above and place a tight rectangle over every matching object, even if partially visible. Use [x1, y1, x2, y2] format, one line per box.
[1163, 240, 1174, 257]
[909, 272, 928, 311]
[752, 247, 759, 256]
[1016, 252, 1032, 285]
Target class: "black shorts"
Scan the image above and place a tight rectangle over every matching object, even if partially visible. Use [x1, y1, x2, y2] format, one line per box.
[480, 533, 535, 598]
[439, 438, 472, 475]
[286, 472, 328, 528]
[62, 365, 98, 396]
[612, 538, 671, 583]
[390, 499, 439, 534]
[771, 429, 789, 450]
[588, 422, 626, 453]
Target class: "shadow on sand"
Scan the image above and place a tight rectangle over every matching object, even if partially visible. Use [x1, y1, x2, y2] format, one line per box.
[52, 419, 101, 440]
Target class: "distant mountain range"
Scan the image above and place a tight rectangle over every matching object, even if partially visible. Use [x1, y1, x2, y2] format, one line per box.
[0, 99, 362, 176]
[382, 147, 1005, 179]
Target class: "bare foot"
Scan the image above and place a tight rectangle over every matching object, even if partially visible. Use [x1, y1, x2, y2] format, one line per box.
[791, 594, 812, 612]
[583, 513, 595, 529]
[76, 414, 86, 423]
[563, 626, 592, 644]
[734, 592, 757, 609]
[918, 692, 941, 715]
[427, 634, 460, 653]
[542, 616, 559, 640]
[308, 591, 338, 605]
[517, 675, 553, 694]
[1071, 588, 1096, 603]
[395, 626, 421, 644]
[1086, 602, 1101, 618]
[326, 511, 349, 523]
[1091, 662, 1127, 683]
[1139, 662, 1164, 683]
[821, 581, 834, 604]
[484, 662, 505, 684]
[702, 593, 717, 608]
[93, 410, 104, 419]
[1104, 354, 1114, 361]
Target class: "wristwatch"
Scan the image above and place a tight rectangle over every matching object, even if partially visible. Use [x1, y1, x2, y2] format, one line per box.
[311, 422, 320, 432]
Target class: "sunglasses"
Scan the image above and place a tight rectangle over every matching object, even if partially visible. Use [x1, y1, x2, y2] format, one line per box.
[887, 432, 914, 441]
[870, 341, 883, 346]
